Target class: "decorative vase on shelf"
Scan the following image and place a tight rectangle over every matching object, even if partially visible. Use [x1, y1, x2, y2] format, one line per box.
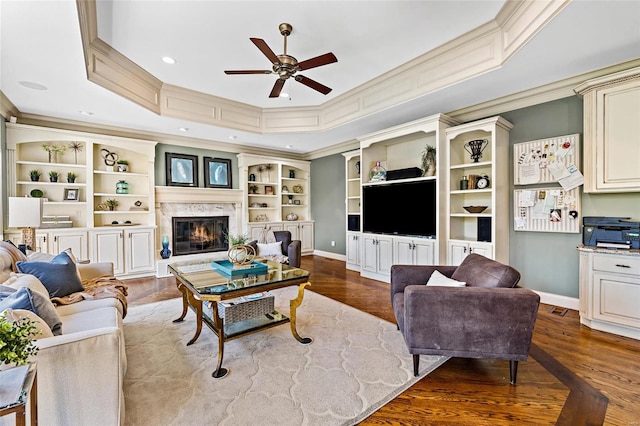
[464, 139, 489, 163]
[115, 180, 129, 194]
[369, 161, 386, 182]
[289, 169, 296, 178]
[160, 235, 172, 259]
[425, 164, 436, 176]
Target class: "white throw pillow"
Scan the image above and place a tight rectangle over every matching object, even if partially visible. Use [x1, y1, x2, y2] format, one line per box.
[2, 308, 54, 339]
[257, 241, 283, 256]
[426, 270, 466, 287]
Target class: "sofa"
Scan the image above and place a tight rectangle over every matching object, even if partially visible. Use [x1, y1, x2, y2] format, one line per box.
[0, 242, 127, 426]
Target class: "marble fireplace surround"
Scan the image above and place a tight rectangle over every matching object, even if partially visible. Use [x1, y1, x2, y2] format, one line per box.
[155, 186, 244, 276]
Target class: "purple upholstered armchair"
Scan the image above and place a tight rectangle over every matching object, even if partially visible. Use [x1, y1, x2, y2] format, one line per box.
[390, 254, 540, 384]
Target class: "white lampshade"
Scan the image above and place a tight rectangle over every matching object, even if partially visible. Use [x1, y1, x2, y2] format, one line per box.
[8, 197, 43, 228]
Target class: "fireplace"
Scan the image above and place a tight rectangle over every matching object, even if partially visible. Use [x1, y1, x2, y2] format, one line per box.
[172, 216, 229, 256]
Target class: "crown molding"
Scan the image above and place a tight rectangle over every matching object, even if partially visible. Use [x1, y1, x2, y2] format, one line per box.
[75, 0, 570, 136]
[0, 92, 19, 121]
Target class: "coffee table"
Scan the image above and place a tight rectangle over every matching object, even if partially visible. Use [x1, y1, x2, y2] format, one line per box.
[168, 259, 312, 378]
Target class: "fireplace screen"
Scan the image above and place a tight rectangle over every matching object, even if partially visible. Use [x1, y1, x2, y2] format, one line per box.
[172, 216, 228, 256]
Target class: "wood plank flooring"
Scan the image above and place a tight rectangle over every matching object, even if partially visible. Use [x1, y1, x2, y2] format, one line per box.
[124, 255, 640, 425]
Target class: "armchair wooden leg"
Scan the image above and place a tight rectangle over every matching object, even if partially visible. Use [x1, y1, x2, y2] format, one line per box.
[413, 354, 420, 377]
[509, 360, 519, 385]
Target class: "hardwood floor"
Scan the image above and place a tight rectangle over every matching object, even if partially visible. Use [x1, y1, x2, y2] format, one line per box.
[125, 255, 640, 425]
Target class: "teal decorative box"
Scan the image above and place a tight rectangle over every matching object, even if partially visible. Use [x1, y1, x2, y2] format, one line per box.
[211, 260, 268, 277]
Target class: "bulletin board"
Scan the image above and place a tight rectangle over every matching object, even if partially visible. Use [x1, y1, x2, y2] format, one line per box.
[513, 187, 581, 233]
[513, 134, 581, 186]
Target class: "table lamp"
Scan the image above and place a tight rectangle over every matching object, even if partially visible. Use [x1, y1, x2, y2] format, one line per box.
[8, 197, 43, 251]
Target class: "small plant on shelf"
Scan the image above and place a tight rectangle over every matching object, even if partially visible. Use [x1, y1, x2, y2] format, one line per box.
[116, 159, 129, 172]
[66, 172, 77, 183]
[41, 143, 66, 163]
[29, 169, 42, 182]
[48, 170, 59, 182]
[105, 199, 119, 211]
[421, 145, 437, 176]
[249, 184, 258, 194]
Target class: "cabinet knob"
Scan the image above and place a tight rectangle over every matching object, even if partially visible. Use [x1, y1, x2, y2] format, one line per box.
[464, 247, 467, 253]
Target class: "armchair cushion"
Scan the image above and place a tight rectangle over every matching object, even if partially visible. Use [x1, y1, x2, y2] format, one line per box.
[426, 270, 466, 287]
[451, 253, 520, 288]
[257, 241, 283, 256]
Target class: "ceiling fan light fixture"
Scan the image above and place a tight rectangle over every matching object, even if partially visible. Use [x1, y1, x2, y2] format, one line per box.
[224, 23, 337, 98]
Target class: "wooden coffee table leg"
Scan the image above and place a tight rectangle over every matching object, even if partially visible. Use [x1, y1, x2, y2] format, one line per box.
[186, 292, 203, 346]
[290, 282, 313, 345]
[211, 303, 229, 379]
[172, 280, 189, 323]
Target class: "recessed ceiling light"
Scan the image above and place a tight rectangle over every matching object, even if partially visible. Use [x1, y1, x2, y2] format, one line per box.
[279, 92, 289, 98]
[19, 81, 47, 90]
[178, 127, 189, 132]
[162, 56, 176, 64]
[228, 135, 237, 140]
[78, 110, 94, 116]
[286, 145, 294, 149]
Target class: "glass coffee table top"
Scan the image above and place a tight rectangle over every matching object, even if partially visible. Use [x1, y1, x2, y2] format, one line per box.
[168, 259, 310, 299]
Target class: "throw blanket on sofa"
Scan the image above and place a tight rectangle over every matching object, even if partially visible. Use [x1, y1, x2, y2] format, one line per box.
[51, 276, 129, 318]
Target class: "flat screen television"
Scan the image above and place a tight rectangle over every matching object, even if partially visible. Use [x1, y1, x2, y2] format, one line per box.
[362, 179, 436, 237]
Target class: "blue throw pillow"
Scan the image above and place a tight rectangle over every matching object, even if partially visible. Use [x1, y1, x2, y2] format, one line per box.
[0, 286, 36, 312]
[16, 251, 84, 298]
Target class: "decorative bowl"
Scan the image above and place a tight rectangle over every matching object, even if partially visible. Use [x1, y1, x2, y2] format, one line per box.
[463, 205, 488, 214]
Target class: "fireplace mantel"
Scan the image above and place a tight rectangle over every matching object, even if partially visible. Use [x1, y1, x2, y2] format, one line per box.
[155, 186, 243, 204]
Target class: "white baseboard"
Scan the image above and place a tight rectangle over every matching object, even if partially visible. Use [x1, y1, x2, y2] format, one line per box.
[312, 250, 346, 261]
[533, 290, 579, 311]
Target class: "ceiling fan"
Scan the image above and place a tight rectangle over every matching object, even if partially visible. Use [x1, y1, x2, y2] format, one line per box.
[224, 23, 337, 98]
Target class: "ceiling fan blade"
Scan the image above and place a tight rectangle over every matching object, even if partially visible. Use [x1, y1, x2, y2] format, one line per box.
[294, 75, 332, 95]
[269, 79, 286, 98]
[250, 38, 280, 64]
[224, 70, 272, 75]
[297, 53, 337, 71]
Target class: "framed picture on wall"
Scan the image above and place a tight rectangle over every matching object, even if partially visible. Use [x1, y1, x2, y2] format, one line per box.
[204, 157, 232, 189]
[166, 152, 198, 187]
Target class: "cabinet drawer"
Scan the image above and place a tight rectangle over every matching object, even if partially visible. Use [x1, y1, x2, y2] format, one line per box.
[593, 255, 640, 276]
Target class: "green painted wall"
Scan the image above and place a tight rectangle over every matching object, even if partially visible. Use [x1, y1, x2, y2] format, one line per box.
[154, 144, 238, 189]
[311, 95, 640, 299]
[310, 154, 346, 253]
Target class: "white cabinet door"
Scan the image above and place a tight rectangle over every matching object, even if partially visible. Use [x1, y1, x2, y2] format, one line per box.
[125, 228, 155, 274]
[283, 223, 300, 239]
[448, 241, 469, 266]
[51, 230, 88, 260]
[92, 230, 125, 275]
[377, 236, 394, 275]
[469, 242, 493, 259]
[346, 232, 360, 267]
[393, 237, 414, 265]
[299, 222, 314, 253]
[361, 234, 379, 273]
[413, 239, 436, 266]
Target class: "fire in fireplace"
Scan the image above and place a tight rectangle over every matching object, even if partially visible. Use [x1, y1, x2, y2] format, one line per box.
[172, 216, 229, 256]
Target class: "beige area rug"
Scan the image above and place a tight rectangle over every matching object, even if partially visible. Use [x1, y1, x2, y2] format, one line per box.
[123, 287, 448, 425]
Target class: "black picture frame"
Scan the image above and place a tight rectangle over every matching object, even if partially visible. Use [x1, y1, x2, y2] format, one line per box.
[204, 157, 232, 189]
[166, 152, 198, 187]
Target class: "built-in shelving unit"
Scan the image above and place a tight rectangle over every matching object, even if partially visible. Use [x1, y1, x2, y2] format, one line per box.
[237, 153, 314, 254]
[5, 123, 158, 277]
[343, 150, 361, 271]
[444, 116, 512, 265]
